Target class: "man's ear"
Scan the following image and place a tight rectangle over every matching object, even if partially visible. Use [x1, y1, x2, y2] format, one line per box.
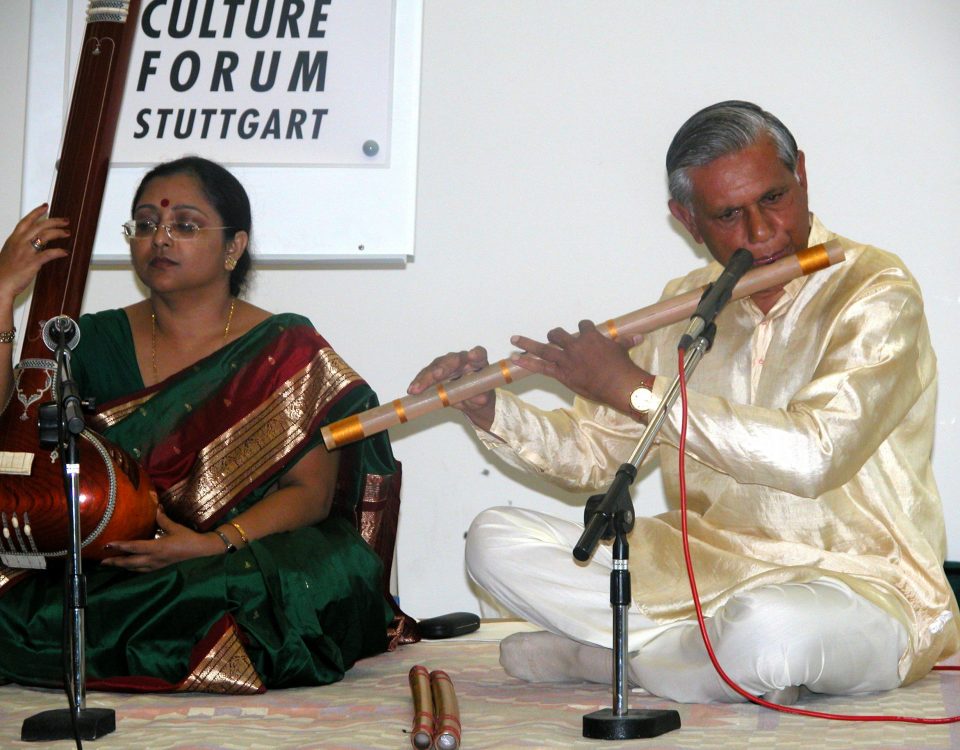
[668, 199, 703, 244]
[795, 150, 808, 189]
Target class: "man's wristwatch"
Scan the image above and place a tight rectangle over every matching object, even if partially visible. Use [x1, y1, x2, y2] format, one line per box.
[629, 380, 657, 416]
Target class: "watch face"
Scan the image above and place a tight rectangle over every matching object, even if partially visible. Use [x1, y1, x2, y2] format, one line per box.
[630, 386, 657, 413]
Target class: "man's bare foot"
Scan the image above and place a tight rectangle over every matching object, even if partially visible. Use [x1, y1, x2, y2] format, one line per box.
[499, 631, 613, 684]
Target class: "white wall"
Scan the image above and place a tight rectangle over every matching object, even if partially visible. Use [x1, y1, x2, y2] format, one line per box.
[0, 0, 30, 236]
[5, 1, 960, 620]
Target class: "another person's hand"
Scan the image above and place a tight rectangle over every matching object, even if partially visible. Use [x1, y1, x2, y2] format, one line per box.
[408, 345, 496, 432]
[0, 204, 70, 302]
[511, 320, 649, 414]
[100, 507, 224, 573]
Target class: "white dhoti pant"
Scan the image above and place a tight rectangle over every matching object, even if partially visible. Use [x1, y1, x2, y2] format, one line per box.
[466, 506, 907, 703]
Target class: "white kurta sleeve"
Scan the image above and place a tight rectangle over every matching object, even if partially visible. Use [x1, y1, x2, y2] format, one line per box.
[475, 389, 649, 492]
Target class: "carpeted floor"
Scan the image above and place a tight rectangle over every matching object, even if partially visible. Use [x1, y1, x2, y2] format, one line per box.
[1, 621, 959, 749]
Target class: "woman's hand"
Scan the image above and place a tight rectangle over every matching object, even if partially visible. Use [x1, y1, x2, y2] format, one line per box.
[100, 442, 341, 573]
[100, 507, 223, 573]
[407, 345, 496, 431]
[0, 204, 70, 302]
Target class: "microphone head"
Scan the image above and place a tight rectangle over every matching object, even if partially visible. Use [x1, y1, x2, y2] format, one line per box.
[727, 248, 754, 273]
[41, 316, 81, 352]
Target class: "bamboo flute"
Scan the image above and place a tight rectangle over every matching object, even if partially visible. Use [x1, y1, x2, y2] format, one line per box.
[430, 669, 461, 750]
[408, 665, 435, 750]
[322, 240, 844, 450]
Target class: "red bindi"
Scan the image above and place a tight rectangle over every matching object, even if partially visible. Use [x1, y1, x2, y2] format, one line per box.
[160, 198, 169, 207]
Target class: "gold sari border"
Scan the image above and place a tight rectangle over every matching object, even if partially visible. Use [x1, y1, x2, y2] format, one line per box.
[0, 565, 29, 595]
[163, 346, 361, 525]
[91, 392, 155, 430]
[175, 619, 264, 695]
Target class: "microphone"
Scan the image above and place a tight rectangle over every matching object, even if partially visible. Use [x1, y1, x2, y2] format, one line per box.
[41, 315, 81, 352]
[40, 316, 86, 435]
[678, 248, 754, 351]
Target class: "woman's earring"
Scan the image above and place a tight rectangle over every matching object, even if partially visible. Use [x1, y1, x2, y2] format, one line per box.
[225, 255, 238, 271]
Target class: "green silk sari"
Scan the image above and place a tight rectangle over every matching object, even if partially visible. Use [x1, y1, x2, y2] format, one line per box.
[0, 310, 411, 693]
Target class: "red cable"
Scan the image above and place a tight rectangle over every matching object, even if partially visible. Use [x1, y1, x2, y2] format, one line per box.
[675, 349, 960, 723]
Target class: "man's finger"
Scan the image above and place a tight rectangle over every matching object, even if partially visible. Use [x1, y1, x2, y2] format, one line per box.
[546, 327, 575, 346]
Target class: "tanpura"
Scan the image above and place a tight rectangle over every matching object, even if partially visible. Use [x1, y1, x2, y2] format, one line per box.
[0, 0, 157, 564]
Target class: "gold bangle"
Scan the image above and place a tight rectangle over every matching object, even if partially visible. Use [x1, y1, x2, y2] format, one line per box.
[0, 328, 15, 344]
[229, 521, 250, 545]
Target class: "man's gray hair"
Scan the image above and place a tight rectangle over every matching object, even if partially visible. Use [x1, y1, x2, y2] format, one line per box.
[666, 101, 799, 208]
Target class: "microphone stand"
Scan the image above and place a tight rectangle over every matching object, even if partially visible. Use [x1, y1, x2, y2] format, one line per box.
[21, 320, 115, 743]
[574, 324, 715, 741]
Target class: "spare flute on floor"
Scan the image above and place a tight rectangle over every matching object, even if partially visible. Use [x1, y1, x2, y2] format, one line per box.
[408, 665, 435, 750]
[322, 240, 845, 450]
[430, 670, 461, 750]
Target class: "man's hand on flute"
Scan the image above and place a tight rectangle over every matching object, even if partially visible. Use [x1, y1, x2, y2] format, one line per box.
[510, 319, 652, 418]
[408, 345, 497, 432]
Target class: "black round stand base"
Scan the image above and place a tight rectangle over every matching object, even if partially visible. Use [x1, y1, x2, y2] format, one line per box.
[21, 708, 116, 742]
[583, 708, 681, 740]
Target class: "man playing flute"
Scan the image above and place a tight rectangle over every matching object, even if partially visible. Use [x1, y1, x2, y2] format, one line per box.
[408, 100, 959, 703]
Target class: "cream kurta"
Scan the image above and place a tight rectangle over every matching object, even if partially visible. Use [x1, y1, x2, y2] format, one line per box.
[480, 216, 959, 685]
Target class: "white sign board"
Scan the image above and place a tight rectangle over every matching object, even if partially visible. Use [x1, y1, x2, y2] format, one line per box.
[23, 0, 421, 261]
[114, 0, 394, 166]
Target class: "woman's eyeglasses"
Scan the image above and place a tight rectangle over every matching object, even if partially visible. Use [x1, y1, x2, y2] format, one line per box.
[122, 219, 231, 241]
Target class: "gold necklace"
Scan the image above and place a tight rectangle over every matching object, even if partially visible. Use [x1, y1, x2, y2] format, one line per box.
[151, 298, 236, 384]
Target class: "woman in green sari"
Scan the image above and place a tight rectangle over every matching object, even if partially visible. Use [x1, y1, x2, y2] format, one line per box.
[0, 157, 410, 692]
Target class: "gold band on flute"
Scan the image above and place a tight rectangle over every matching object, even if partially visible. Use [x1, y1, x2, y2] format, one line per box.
[393, 398, 409, 424]
[436, 383, 450, 407]
[325, 414, 365, 449]
[408, 665, 434, 750]
[321, 240, 845, 450]
[430, 669, 461, 750]
[796, 243, 831, 274]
